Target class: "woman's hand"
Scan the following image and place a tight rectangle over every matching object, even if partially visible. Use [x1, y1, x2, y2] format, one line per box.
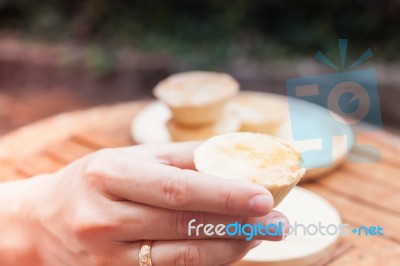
[0, 142, 288, 265]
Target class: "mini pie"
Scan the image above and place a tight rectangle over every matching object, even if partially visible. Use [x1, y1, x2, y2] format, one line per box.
[227, 92, 289, 135]
[154, 71, 239, 126]
[166, 113, 240, 141]
[194, 132, 306, 207]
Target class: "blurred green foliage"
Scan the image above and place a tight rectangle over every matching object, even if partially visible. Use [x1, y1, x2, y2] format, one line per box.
[0, 0, 399, 67]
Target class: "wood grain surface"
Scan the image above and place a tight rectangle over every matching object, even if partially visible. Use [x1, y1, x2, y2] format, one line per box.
[0, 101, 399, 265]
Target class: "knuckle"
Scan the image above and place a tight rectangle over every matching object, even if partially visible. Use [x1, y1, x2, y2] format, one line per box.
[71, 208, 117, 242]
[222, 189, 234, 214]
[175, 245, 202, 266]
[83, 148, 116, 187]
[73, 220, 115, 243]
[72, 220, 96, 243]
[163, 173, 189, 209]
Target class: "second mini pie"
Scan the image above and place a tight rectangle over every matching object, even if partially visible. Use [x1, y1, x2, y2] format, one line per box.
[227, 92, 289, 135]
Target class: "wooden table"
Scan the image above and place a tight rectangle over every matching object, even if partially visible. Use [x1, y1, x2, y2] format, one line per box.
[0, 101, 399, 265]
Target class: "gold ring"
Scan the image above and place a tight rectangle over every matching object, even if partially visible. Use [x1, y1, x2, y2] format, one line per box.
[139, 240, 153, 266]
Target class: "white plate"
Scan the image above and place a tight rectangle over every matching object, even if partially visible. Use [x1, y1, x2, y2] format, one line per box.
[276, 94, 354, 179]
[131, 101, 172, 144]
[130, 92, 354, 180]
[235, 187, 341, 266]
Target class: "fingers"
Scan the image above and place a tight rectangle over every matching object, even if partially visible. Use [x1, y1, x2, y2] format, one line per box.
[110, 202, 287, 241]
[150, 239, 259, 266]
[87, 149, 274, 216]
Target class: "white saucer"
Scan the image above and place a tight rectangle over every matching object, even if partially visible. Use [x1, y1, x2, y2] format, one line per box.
[130, 91, 354, 180]
[276, 95, 354, 179]
[236, 187, 341, 266]
[131, 101, 172, 143]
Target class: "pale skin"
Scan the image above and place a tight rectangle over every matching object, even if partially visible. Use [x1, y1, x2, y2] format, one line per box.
[0, 142, 288, 265]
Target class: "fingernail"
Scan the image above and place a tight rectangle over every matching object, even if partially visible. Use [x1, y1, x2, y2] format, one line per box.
[268, 217, 288, 227]
[249, 240, 262, 249]
[248, 194, 272, 214]
[265, 217, 288, 239]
